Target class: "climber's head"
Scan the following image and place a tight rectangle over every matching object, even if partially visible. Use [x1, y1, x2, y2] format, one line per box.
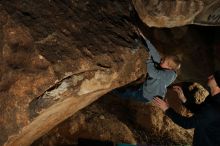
[160, 55, 181, 71]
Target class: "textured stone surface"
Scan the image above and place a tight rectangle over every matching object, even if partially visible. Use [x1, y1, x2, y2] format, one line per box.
[132, 0, 220, 27]
[32, 108, 136, 146]
[132, 0, 204, 27]
[194, 0, 220, 25]
[0, 1, 147, 146]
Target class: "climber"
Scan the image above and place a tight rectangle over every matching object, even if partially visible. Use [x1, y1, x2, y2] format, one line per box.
[153, 70, 220, 146]
[113, 29, 181, 102]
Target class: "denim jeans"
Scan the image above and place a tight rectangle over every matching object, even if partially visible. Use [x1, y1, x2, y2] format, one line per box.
[112, 84, 149, 103]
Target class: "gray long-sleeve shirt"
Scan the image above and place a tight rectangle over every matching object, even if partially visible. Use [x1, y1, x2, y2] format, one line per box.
[142, 39, 177, 100]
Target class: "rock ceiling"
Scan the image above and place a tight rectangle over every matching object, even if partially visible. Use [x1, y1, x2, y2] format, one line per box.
[133, 0, 220, 27]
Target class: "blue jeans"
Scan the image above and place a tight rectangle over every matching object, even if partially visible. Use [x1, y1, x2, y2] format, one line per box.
[112, 84, 149, 102]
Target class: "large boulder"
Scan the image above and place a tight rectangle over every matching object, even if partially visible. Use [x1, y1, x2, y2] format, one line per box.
[132, 0, 220, 27]
[32, 105, 136, 146]
[0, 1, 147, 145]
